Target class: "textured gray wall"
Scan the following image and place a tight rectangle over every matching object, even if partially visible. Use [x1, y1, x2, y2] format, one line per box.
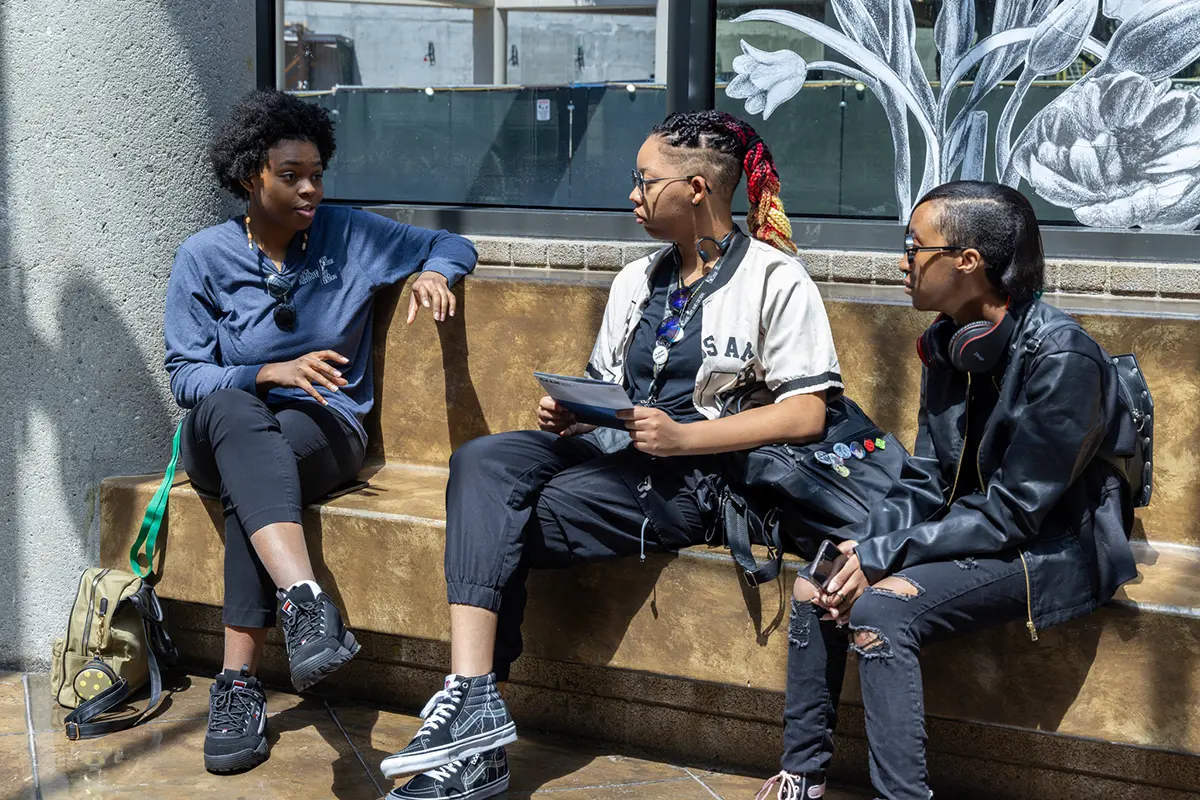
[0, 0, 255, 669]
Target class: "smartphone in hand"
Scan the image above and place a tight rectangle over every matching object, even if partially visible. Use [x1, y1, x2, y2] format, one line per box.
[799, 539, 849, 591]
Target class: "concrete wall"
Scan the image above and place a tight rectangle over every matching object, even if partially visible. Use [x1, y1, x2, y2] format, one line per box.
[285, 1, 657, 86]
[0, 0, 255, 670]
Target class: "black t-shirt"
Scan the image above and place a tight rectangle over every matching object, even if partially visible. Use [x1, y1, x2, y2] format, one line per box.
[951, 373, 1001, 502]
[623, 252, 706, 422]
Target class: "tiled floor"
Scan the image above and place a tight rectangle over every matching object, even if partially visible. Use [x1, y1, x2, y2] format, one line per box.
[1, 671, 872, 800]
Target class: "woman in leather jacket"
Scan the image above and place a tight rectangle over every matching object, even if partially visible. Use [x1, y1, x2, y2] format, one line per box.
[758, 181, 1138, 800]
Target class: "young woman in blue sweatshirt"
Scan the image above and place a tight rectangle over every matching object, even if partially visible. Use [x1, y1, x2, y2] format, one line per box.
[163, 90, 476, 774]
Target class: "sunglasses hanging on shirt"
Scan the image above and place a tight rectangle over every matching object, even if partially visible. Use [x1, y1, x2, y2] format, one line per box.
[246, 215, 308, 331]
[263, 271, 297, 330]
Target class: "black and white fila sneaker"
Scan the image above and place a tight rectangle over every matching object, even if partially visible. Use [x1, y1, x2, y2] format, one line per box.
[388, 748, 510, 800]
[380, 674, 516, 778]
[204, 665, 269, 774]
[278, 583, 360, 692]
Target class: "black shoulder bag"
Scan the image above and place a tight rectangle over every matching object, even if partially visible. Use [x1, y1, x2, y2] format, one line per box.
[717, 390, 914, 586]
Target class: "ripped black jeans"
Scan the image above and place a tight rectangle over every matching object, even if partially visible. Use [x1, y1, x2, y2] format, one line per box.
[781, 552, 1028, 800]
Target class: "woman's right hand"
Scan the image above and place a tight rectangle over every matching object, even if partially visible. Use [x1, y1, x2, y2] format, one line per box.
[258, 350, 350, 405]
[537, 395, 579, 435]
[817, 540, 869, 622]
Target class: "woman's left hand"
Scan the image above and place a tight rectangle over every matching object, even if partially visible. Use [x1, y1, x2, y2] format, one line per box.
[617, 406, 693, 457]
[407, 271, 456, 324]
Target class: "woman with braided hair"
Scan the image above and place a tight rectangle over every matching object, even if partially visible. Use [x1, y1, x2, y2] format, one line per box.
[379, 110, 843, 800]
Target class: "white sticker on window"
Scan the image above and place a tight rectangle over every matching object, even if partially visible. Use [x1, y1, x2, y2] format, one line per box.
[536, 98, 551, 121]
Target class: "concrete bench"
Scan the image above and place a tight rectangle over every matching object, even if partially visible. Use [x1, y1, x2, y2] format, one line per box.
[99, 268, 1200, 798]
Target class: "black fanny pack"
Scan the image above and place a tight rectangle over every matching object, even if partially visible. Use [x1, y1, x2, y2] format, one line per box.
[718, 392, 913, 586]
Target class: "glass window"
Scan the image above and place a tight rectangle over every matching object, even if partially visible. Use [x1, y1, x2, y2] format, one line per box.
[285, 1, 665, 209]
[718, 0, 1200, 230]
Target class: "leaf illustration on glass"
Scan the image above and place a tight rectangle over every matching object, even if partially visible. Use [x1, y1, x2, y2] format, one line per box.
[961, 112, 989, 181]
[968, 0, 1059, 114]
[1010, 71, 1200, 229]
[996, 0, 1099, 183]
[947, 111, 989, 181]
[1101, 0, 1200, 80]
[828, 0, 888, 61]
[888, 0, 937, 128]
[935, 0, 976, 87]
[968, 0, 1028, 104]
[727, 42, 808, 119]
[828, 0, 932, 121]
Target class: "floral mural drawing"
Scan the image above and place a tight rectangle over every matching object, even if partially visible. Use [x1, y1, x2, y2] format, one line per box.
[725, 0, 1200, 229]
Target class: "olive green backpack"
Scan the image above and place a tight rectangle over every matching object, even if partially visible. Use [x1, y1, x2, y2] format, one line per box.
[51, 424, 182, 739]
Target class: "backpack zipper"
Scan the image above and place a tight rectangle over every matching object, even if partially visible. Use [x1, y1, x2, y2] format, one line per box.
[81, 569, 110, 656]
[55, 571, 90, 698]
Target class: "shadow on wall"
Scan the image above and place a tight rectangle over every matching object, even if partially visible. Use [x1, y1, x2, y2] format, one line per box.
[0, 0, 253, 670]
[0, 4, 17, 670]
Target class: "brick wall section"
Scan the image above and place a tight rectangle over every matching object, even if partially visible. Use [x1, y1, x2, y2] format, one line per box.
[469, 235, 1195, 299]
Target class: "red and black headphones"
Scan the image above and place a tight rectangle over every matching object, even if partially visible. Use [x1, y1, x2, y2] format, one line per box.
[917, 307, 1016, 373]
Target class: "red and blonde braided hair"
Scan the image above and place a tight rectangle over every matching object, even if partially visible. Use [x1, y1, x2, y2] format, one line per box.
[651, 110, 796, 254]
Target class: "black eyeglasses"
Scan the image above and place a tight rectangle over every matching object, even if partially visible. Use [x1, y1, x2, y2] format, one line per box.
[904, 232, 965, 270]
[264, 272, 297, 330]
[631, 170, 711, 204]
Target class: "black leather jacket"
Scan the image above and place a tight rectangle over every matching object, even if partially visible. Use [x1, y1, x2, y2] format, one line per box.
[848, 299, 1137, 638]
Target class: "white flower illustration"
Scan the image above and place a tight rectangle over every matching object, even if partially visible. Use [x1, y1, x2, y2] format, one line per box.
[726, 42, 807, 120]
[1012, 71, 1200, 229]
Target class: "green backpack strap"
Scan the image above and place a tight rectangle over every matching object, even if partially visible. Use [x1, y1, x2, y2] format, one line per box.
[129, 421, 184, 579]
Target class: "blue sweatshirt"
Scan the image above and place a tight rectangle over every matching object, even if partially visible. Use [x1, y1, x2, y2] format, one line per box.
[164, 205, 477, 444]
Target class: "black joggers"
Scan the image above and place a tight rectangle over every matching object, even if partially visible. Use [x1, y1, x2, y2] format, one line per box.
[443, 429, 723, 681]
[181, 388, 366, 628]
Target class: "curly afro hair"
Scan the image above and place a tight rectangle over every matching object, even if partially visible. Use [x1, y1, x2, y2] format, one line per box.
[210, 89, 337, 200]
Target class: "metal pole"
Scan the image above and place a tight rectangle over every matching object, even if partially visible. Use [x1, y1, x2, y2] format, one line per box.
[275, 0, 287, 90]
[665, 0, 690, 114]
[255, 0, 277, 90]
[493, 9, 508, 85]
[666, 0, 715, 114]
[688, 0, 716, 110]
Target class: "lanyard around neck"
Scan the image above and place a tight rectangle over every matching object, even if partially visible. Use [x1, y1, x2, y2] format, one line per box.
[641, 243, 732, 405]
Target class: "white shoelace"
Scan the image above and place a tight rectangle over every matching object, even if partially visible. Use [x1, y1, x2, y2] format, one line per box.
[755, 771, 807, 800]
[427, 759, 464, 782]
[416, 685, 463, 734]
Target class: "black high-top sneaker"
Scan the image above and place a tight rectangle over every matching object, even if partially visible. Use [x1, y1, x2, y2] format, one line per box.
[380, 674, 516, 778]
[388, 748, 510, 800]
[278, 583, 360, 692]
[204, 666, 268, 774]
[755, 770, 826, 799]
